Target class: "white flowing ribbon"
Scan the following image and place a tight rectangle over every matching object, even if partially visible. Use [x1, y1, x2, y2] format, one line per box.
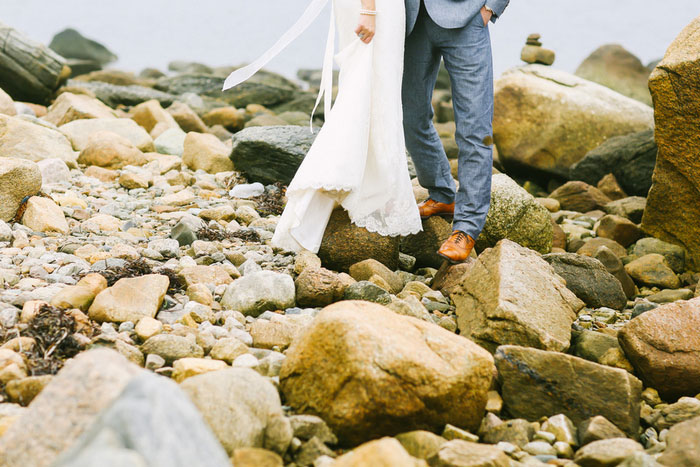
[221, 0, 335, 130]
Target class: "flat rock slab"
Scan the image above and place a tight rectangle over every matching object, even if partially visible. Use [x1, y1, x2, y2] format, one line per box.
[495, 345, 642, 437]
[450, 239, 582, 353]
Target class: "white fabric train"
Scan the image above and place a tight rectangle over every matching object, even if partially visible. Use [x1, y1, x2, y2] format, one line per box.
[224, 0, 422, 253]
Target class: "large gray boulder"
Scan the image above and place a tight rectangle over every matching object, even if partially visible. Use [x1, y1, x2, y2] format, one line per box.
[229, 125, 318, 185]
[0, 349, 142, 467]
[575, 44, 653, 105]
[449, 240, 583, 353]
[495, 345, 642, 437]
[52, 372, 230, 467]
[48, 28, 117, 67]
[569, 129, 657, 197]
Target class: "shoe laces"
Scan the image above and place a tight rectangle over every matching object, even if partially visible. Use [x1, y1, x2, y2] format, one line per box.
[452, 231, 468, 244]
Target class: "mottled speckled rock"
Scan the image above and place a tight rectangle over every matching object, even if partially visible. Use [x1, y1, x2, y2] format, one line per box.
[0, 158, 42, 222]
[476, 174, 553, 254]
[280, 301, 494, 446]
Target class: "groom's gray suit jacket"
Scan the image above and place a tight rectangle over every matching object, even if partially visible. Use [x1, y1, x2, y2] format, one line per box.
[406, 0, 510, 35]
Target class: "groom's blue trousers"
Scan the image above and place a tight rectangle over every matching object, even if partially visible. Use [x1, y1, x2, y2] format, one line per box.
[402, 5, 494, 241]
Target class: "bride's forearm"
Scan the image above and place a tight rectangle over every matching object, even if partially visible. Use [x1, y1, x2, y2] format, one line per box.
[361, 0, 376, 11]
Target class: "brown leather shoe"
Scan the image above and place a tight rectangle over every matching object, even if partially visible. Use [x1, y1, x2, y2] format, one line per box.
[438, 230, 475, 264]
[418, 199, 455, 219]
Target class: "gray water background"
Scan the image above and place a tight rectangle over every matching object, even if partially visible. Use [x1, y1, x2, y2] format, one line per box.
[2, 1, 699, 81]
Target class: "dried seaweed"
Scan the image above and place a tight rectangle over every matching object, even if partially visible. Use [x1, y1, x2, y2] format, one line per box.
[224, 173, 248, 191]
[251, 182, 286, 217]
[196, 226, 262, 244]
[94, 259, 185, 295]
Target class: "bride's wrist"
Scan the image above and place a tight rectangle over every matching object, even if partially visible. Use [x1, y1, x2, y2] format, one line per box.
[360, 1, 376, 11]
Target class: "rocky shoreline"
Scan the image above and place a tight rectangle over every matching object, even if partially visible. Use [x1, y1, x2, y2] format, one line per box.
[0, 16, 699, 467]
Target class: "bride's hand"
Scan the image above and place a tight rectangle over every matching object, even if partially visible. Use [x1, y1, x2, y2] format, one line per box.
[355, 14, 376, 44]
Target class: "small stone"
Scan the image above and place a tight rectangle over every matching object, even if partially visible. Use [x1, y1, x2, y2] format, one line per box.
[210, 337, 249, 364]
[342, 281, 392, 305]
[231, 448, 283, 467]
[482, 418, 534, 448]
[182, 132, 233, 174]
[171, 358, 228, 383]
[145, 353, 165, 370]
[578, 416, 627, 446]
[595, 215, 642, 247]
[541, 414, 578, 447]
[442, 424, 479, 443]
[523, 440, 556, 456]
[5, 375, 52, 406]
[140, 334, 204, 364]
[22, 197, 69, 234]
[349, 259, 403, 294]
[428, 440, 511, 467]
[77, 130, 147, 169]
[135, 317, 163, 341]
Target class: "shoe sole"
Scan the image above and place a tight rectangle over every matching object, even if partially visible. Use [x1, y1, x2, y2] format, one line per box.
[437, 252, 468, 264]
[420, 212, 454, 220]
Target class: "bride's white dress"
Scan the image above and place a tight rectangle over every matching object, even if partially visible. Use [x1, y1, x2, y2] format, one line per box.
[224, 0, 422, 253]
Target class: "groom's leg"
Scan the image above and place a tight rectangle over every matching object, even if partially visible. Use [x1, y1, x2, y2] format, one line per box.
[402, 9, 456, 205]
[438, 14, 494, 240]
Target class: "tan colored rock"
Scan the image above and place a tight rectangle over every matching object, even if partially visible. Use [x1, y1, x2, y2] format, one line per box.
[576, 237, 627, 258]
[77, 130, 148, 169]
[295, 267, 347, 308]
[450, 240, 582, 353]
[427, 440, 510, 467]
[88, 274, 169, 323]
[232, 448, 284, 467]
[624, 253, 680, 289]
[203, 106, 244, 131]
[182, 132, 234, 174]
[0, 158, 42, 222]
[22, 196, 69, 234]
[80, 213, 123, 232]
[5, 375, 52, 406]
[172, 358, 228, 383]
[0, 87, 16, 116]
[179, 265, 233, 288]
[578, 416, 626, 446]
[210, 337, 249, 364]
[50, 273, 107, 311]
[395, 431, 448, 461]
[118, 171, 151, 189]
[84, 165, 118, 182]
[642, 17, 700, 269]
[0, 114, 77, 163]
[44, 92, 117, 126]
[160, 188, 195, 206]
[279, 301, 495, 445]
[134, 316, 163, 341]
[250, 314, 313, 350]
[597, 173, 627, 201]
[0, 349, 141, 467]
[495, 345, 642, 437]
[60, 117, 154, 152]
[494, 65, 652, 178]
[167, 101, 208, 133]
[334, 438, 426, 467]
[129, 99, 180, 134]
[349, 259, 403, 294]
[618, 297, 700, 400]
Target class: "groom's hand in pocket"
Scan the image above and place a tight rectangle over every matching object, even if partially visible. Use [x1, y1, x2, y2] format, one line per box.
[480, 6, 493, 26]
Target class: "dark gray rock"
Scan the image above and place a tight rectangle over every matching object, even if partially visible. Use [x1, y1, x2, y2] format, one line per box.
[230, 126, 318, 185]
[64, 79, 178, 108]
[593, 246, 637, 299]
[569, 129, 657, 197]
[155, 72, 298, 108]
[49, 28, 117, 66]
[495, 345, 642, 437]
[171, 215, 205, 247]
[52, 372, 230, 467]
[543, 253, 627, 310]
